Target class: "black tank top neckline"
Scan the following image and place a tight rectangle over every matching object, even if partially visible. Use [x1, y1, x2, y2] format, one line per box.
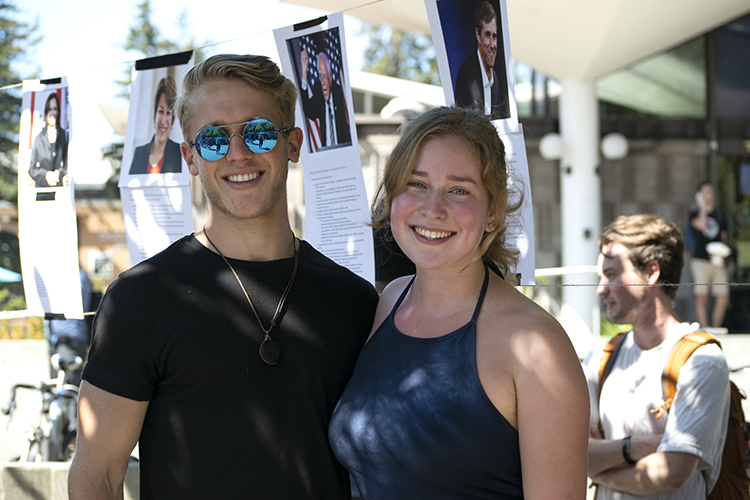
[388, 265, 490, 342]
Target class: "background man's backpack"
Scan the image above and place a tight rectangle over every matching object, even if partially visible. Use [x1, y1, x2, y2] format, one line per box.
[597, 331, 750, 499]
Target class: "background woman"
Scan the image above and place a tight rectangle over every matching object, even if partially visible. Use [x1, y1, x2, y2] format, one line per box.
[329, 106, 589, 499]
[128, 76, 182, 174]
[29, 92, 67, 187]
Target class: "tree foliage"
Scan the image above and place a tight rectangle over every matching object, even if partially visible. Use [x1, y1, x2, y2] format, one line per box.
[126, 0, 180, 57]
[115, 0, 210, 98]
[0, 1, 39, 204]
[106, 0, 210, 191]
[359, 23, 440, 86]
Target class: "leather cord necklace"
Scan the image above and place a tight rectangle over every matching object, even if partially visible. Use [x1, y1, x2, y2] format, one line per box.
[204, 228, 298, 366]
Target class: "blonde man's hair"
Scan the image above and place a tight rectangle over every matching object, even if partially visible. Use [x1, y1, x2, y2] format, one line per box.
[175, 54, 298, 140]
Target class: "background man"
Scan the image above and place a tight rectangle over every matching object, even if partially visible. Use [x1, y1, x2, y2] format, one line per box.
[687, 181, 730, 329]
[454, 0, 509, 120]
[300, 48, 351, 148]
[69, 54, 378, 500]
[584, 214, 730, 500]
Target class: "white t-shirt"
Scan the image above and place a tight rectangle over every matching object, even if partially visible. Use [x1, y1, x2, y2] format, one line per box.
[477, 49, 494, 116]
[583, 324, 730, 500]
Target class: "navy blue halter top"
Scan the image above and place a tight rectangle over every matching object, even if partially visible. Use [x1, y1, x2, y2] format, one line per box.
[329, 267, 523, 499]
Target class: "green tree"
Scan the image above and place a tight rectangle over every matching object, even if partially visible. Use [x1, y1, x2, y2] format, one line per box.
[359, 23, 440, 86]
[0, 1, 39, 204]
[0, 3, 38, 322]
[105, 1, 209, 193]
[115, 0, 180, 97]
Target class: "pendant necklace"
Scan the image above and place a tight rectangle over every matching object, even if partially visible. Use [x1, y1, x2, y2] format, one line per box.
[204, 228, 298, 366]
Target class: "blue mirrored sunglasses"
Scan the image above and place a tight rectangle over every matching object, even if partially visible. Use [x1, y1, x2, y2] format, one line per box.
[188, 118, 292, 161]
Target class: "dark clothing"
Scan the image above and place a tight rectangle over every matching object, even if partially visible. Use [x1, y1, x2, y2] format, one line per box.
[688, 207, 727, 260]
[300, 80, 352, 147]
[83, 235, 378, 500]
[454, 53, 510, 120]
[329, 267, 524, 499]
[46, 269, 92, 382]
[29, 126, 68, 187]
[128, 136, 182, 174]
[47, 269, 92, 347]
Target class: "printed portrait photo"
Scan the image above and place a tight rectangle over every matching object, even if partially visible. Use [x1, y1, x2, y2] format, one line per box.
[287, 28, 354, 154]
[25, 86, 70, 188]
[438, 0, 512, 120]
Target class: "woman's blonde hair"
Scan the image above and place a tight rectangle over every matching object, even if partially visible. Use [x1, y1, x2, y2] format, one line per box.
[372, 106, 523, 280]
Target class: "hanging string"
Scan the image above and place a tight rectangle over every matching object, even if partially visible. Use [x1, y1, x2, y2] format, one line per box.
[0, 0, 388, 91]
[528, 282, 750, 288]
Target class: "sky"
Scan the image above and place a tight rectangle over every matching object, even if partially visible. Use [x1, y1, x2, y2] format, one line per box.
[16, 0, 369, 186]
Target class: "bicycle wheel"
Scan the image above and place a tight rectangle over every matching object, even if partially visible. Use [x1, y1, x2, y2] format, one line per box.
[62, 430, 76, 461]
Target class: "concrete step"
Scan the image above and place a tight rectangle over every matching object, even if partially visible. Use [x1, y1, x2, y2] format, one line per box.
[0, 461, 138, 500]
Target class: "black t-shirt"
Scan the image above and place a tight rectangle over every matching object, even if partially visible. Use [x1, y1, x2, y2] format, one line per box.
[688, 207, 727, 260]
[83, 235, 379, 500]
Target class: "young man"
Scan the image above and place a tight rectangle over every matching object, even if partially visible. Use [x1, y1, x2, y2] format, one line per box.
[68, 54, 379, 500]
[454, 1, 510, 120]
[584, 214, 730, 500]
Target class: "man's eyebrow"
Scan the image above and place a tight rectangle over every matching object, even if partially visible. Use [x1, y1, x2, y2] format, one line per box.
[200, 118, 257, 128]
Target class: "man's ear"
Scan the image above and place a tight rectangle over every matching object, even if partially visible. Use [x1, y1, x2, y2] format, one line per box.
[181, 142, 199, 177]
[645, 260, 661, 285]
[287, 127, 304, 164]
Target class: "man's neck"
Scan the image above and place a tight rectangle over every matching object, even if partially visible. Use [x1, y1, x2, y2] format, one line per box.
[198, 212, 296, 262]
[631, 296, 682, 350]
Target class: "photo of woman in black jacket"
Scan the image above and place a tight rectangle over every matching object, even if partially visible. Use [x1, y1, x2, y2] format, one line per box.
[29, 92, 68, 188]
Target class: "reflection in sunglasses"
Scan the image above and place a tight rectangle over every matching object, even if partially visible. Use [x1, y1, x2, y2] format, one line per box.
[188, 118, 292, 162]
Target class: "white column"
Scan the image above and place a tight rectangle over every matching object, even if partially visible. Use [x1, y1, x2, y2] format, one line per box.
[558, 79, 601, 355]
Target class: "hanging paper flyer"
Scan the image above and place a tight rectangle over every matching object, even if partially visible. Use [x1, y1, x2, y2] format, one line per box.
[274, 13, 375, 284]
[425, 0, 535, 285]
[119, 52, 195, 266]
[497, 129, 536, 286]
[17, 77, 84, 318]
[426, 0, 520, 135]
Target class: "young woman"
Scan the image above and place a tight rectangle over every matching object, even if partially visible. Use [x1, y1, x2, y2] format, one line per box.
[329, 107, 589, 499]
[29, 92, 68, 187]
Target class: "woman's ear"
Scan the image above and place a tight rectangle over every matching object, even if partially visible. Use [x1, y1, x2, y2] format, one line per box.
[485, 202, 502, 232]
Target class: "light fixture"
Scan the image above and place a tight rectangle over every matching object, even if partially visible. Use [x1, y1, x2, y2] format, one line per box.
[600, 132, 629, 160]
[539, 133, 563, 160]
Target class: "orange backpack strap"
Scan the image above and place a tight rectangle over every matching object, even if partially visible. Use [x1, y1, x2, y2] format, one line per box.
[652, 331, 720, 419]
[598, 332, 626, 398]
[595, 332, 627, 441]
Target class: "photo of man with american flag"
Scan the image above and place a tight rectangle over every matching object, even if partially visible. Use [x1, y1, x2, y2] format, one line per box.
[287, 28, 353, 153]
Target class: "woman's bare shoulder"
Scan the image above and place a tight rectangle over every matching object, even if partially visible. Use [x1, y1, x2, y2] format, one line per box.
[368, 275, 415, 339]
[482, 276, 578, 365]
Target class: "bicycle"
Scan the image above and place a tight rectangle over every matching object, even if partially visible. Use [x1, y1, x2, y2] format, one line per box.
[1, 354, 81, 462]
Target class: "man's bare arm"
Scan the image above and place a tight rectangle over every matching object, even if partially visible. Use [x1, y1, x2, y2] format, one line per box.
[590, 451, 700, 495]
[588, 431, 661, 477]
[68, 381, 148, 500]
